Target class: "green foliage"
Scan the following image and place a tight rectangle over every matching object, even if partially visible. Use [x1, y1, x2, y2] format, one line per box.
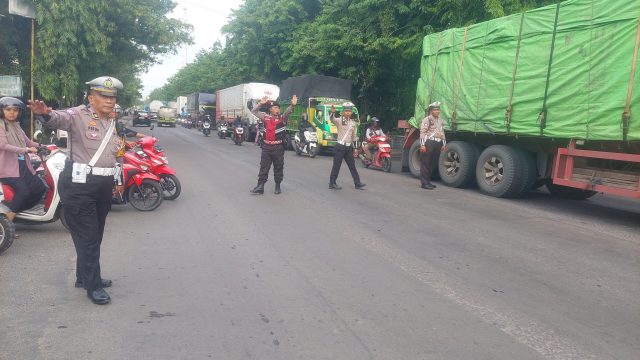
[150, 0, 557, 128]
[0, 0, 192, 107]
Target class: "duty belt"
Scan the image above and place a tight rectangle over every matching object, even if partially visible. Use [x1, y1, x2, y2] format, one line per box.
[336, 140, 352, 146]
[426, 137, 443, 143]
[264, 140, 282, 145]
[89, 166, 117, 176]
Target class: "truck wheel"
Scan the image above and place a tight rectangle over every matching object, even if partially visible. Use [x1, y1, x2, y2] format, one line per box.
[476, 145, 527, 198]
[0, 214, 16, 255]
[546, 182, 597, 200]
[408, 140, 422, 178]
[513, 148, 537, 197]
[438, 141, 481, 188]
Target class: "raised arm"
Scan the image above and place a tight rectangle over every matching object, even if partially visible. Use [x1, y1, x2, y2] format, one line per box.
[28, 100, 74, 131]
[251, 96, 268, 121]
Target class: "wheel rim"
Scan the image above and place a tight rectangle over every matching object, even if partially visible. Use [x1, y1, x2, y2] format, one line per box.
[161, 177, 176, 197]
[0, 222, 5, 245]
[130, 184, 162, 210]
[482, 156, 504, 185]
[382, 157, 391, 172]
[443, 151, 460, 177]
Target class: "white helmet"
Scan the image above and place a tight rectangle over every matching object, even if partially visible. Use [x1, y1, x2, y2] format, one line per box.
[342, 102, 355, 110]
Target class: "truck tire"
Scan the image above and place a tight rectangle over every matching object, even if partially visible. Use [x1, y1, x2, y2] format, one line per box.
[407, 140, 422, 178]
[512, 148, 537, 197]
[476, 145, 527, 198]
[546, 182, 597, 200]
[438, 141, 481, 188]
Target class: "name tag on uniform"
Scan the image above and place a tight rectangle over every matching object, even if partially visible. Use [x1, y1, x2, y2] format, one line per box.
[72, 163, 89, 183]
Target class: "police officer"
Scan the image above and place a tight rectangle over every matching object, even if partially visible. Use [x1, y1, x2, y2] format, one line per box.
[328, 102, 366, 190]
[250, 95, 296, 195]
[419, 101, 446, 190]
[28, 76, 124, 305]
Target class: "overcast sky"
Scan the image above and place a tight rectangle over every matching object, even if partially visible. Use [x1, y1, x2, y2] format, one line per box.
[141, 0, 244, 98]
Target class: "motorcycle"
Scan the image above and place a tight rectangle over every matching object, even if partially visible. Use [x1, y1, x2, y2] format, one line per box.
[359, 135, 392, 172]
[232, 125, 244, 145]
[218, 123, 229, 139]
[294, 127, 319, 158]
[124, 136, 181, 200]
[202, 121, 211, 136]
[255, 123, 265, 147]
[112, 161, 164, 211]
[0, 145, 66, 254]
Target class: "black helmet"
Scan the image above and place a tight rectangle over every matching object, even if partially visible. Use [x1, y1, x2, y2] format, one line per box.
[371, 117, 380, 125]
[0, 97, 26, 119]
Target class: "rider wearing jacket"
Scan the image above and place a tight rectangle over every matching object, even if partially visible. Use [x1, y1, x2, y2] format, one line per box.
[298, 113, 312, 146]
[363, 117, 385, 163]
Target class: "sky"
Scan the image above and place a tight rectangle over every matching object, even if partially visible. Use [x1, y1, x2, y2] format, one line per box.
[141, 0, 244, 98]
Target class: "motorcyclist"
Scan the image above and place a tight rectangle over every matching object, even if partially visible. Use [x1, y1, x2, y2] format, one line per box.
[363, 117, 385, 163]
[233, 116, 243, 128]
[298, 113, 312, 147]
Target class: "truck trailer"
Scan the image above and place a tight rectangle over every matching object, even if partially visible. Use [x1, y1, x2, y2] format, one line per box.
[401, 0, 640, 199]
[215, 83, 279, 141]
[186, 92, 216, 121]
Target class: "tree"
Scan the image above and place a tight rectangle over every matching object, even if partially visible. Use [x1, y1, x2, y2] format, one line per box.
[0, 0, 192, 107]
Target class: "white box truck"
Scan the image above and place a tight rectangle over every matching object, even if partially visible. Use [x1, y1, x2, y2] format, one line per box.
[216, 83, 279, 141]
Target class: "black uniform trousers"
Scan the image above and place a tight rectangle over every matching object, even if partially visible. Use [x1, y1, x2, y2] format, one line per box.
[330, 143, 361, 185]
[258, 143, 285, 184]
[420, 139, 443, 185]
[59, 170, 114, 292]
[0, 160, 47, 213]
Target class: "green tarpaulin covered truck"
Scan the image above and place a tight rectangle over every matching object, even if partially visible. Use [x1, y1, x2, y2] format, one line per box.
[401, 0, 640, 199]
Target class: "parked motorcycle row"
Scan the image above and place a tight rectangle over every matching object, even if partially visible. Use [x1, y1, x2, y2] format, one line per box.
[0, 133, 182, 255]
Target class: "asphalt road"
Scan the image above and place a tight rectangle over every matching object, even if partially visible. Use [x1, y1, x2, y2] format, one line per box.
[1, 123, 639, 360]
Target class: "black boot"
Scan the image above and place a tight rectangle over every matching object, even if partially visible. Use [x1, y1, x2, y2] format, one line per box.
[274, 183, 281, 195]
[329, 183, 342, 190]
[250, 183, 265, 194]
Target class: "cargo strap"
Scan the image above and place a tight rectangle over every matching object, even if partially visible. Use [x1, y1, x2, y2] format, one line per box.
[622, 16, 640, 142]
[452, 27, 469, 131]
[539, 3, 561, 136]
[506, 12, 526, 132]
[428, 33, 443, 105]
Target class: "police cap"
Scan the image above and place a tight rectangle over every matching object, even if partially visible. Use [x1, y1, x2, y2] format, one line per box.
[86, 76, 123, 97]
[342, 102, 355, 110]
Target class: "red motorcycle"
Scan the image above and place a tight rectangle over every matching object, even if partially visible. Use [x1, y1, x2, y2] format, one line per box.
[359, 135, 392, 172]
[232, 125, 244, 145]
[125, 137, 181, 200]
[112, 161, 164, 211]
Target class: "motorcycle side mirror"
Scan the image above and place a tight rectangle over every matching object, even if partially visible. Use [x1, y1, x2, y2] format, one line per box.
[150, 125, 155, 130]
[247, 100, 253, 110]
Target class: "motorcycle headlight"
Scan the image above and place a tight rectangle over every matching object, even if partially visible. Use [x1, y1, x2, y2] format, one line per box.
[140, 165, 149, 171]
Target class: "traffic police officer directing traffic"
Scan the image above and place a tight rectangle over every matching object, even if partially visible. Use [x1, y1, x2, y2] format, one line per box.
[28, 76, 124, 305]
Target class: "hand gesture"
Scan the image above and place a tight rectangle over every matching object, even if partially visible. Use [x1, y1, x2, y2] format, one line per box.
[260, 96, 268, 104]
[420, 145, 427, 154]
[27, 100, 52, 115]
[291, 95, 298, 106]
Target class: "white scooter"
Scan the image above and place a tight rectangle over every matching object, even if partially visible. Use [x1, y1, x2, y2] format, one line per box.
[294, 127, 319, 158]
[0, 145, 67, 255]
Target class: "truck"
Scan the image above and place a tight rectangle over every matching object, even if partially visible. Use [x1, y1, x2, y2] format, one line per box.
[157, 107, 177, 127]
[216, 83, 279, 141]
[186, 92, 216, 122]
[400, 0, 640, 200]
[148, 100, 164, 114]
[177, 96, 188, 116]
[278, 75, 360, 152]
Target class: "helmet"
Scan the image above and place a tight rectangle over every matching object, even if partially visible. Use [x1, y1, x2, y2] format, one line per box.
[0, 97, 26, 119]
[86, 76, 123, 97]
[267, 100, 280, 108]
[371, 117, 380, 125]
[342, 102, 355, 110]
[428, 101, 441, 111]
